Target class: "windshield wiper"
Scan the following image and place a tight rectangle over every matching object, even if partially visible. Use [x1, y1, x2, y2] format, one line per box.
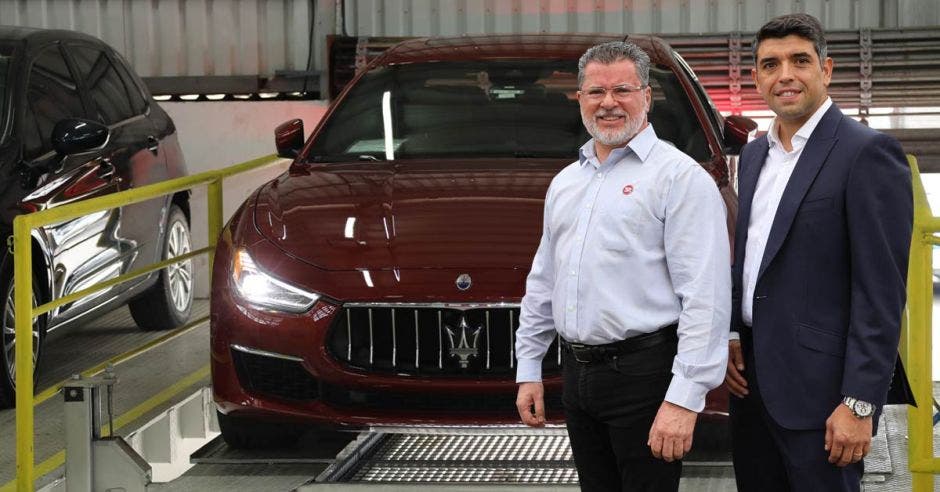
[307, 154, 382, 163]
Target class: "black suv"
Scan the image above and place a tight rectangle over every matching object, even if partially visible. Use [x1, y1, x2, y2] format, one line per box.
[0, 26, 193, 406]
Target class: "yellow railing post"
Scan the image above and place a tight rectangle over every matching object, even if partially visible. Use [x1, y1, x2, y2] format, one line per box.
[14, 215, 34, 492]
[907, 155, 935, 491]
[10, 154, 281, 489]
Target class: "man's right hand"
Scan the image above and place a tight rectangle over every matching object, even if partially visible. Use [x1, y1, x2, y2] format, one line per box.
[516, 382, 546, 427]
[725, 339, 749, 398]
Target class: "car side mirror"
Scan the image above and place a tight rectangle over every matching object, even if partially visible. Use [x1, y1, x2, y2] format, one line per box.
[723, 115, 758, 155]
[51, 118, 109, 155]
[275, 119, 305, 158]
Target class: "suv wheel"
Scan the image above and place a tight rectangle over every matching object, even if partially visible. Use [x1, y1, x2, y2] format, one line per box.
[0, 268, 44, 408]
[129, 205, 193, 330]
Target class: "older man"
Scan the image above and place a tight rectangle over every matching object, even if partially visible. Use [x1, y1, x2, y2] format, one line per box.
[514, 41, 730, 492]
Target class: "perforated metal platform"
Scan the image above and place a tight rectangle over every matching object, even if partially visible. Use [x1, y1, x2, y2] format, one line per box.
[313, 424, 733, 486]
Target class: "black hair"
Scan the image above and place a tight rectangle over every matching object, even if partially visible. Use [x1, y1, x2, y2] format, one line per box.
[753, 13, 828, 66]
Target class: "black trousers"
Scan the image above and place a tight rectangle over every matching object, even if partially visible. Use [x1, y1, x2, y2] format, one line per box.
[562, 337, 681, 492]
[730, 330, 863, 492]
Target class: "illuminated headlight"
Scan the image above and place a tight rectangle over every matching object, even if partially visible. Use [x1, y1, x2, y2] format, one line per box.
[232, 248, 319, 313]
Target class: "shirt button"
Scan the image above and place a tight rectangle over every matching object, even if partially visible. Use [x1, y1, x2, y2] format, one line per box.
[568, 306, 575, 312]
[596, 173, 604, 179]
[569, 270, 576, 275]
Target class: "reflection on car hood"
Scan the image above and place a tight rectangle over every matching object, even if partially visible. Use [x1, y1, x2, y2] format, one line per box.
[253, 160, 566, 271]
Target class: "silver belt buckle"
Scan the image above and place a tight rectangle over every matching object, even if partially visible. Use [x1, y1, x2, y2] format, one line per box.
[569, 343, 592, 363]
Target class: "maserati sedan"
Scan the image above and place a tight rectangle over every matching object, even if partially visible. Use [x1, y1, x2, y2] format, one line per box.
[211, 34, 754, 448]
[0, 26, 193, 407]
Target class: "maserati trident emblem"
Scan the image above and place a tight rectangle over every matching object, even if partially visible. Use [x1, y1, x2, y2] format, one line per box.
[455, 273, 472, 291]
[445, 315, 482, 368]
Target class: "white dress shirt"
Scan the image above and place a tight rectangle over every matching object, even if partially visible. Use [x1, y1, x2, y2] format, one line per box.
[515, 124, 731, 413]
[740, 98, 833, 328]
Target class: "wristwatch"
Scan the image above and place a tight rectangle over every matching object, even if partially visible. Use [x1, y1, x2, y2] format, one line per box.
[842, 396, 875, 419]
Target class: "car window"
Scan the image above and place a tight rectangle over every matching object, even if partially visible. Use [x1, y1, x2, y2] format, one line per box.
[24, 44, 86, 159]
[0, 46, 12, 140]
[307, 59, 712, 163]
[70, 45, 136, 124]
[110, 52, 147, 114]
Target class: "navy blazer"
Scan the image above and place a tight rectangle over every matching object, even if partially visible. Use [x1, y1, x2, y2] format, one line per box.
[731, 103, 913, 430]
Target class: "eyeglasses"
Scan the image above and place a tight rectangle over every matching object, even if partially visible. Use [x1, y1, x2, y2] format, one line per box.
[578, 83, 647, 101]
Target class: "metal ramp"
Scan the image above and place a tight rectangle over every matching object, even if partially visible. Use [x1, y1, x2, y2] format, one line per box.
[310, 425, 735, 487]
[317, 426, 580, 484]
[157, 410, 918, 491]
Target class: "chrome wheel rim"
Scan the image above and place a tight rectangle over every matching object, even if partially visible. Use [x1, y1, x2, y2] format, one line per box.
[166, 220, 193, 313]
[2, 283, 40, 388]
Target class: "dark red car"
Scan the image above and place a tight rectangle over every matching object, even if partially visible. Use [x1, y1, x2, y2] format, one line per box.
[211, 34, 754, 448]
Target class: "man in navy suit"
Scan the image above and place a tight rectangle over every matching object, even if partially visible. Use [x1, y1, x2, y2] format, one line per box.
[724, 13, 913, 491]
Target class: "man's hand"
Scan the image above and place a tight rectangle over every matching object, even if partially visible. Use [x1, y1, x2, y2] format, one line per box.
[725, 339, 748, 398]
[647, 401, 698, 462]
[516, 382, 545, 427]
[825, 404, 872, 466]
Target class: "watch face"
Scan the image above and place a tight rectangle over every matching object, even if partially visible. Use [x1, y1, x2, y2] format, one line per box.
[854, 400, 874, 417]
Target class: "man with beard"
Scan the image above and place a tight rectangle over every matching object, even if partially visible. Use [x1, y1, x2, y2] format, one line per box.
[725, 14, 912, 491]
[514, 41, 731, 491]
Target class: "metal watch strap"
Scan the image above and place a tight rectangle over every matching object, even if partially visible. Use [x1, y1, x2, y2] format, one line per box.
[842, 396, 874, 418]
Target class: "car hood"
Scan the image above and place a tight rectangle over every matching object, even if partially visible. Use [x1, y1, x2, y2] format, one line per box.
[253, 160, 567, 271]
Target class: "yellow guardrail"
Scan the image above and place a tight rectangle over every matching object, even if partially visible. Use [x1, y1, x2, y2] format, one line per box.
[907, 154, 940, 491]
[13, 154, 282, 491]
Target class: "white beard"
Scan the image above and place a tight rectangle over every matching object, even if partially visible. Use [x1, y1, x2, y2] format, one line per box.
[582, 106, 648, 147]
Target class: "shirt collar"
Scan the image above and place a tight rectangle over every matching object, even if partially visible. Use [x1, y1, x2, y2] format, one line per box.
[578, 123, 658, 167]
[767, 97, 832, 150]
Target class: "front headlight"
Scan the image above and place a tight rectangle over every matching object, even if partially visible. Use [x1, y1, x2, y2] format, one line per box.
[232, 248, 320, 313]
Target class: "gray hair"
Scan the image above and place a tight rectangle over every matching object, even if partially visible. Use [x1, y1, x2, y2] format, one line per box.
[577, 41, 651, 88]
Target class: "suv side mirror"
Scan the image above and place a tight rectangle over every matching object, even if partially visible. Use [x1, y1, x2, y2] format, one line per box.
[275, 119, 305, 158]
[51, 118, 109, 155]
[723, 115, 758, 155]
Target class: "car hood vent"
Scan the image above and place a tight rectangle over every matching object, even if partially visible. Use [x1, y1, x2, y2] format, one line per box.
[253, 162, 561, 271]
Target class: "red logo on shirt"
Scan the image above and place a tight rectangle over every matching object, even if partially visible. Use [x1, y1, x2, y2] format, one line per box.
[622, 184, 634, 195]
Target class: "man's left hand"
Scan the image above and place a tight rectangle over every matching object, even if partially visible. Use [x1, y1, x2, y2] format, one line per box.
[825, 404, 873, 466]
[648, 401, 698, 462]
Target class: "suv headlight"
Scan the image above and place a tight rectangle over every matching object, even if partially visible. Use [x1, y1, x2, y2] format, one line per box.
[232, 248, 320, 313]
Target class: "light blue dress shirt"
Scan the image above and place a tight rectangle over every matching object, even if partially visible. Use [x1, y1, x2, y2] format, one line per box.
[515, 124, 731, 412]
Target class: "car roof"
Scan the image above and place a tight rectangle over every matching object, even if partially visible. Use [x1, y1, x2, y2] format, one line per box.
[0, 25, 107, 49]
[374, 34, 670, 66]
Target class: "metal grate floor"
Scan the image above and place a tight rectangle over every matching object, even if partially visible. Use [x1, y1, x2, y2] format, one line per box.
[315, 425, 731, 486]
[353, 429, 577, 483]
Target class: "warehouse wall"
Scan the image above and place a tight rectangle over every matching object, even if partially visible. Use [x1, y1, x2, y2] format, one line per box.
[1, 0, 938, 80]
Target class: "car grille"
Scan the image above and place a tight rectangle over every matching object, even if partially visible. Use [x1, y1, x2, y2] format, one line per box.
[327, 305, 562, 377]
[231, 348, 320, 401]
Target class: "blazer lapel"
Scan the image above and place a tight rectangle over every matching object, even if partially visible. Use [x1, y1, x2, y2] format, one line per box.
[735, 138, 769, 267]
[757, 105, 843, 281]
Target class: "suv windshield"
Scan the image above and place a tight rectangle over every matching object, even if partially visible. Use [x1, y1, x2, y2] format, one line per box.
[308, 59, 711, 163]
[0, 47, 12, 140]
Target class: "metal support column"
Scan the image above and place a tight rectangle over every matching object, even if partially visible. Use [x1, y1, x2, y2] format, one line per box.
[858, 28, 873, 126]
[728, 32, 743, 116]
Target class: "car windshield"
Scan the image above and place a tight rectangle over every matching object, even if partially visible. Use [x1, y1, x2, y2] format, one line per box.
[0, 47, 12, 140]
[307, 59, 712, 163]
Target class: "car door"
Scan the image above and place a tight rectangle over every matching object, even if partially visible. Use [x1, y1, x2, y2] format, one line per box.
[17, 42, 126, 324]
[65, 43, 169, 282]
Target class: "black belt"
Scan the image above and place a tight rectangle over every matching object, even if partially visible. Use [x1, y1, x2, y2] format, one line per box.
[561, 324, 678, 364]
